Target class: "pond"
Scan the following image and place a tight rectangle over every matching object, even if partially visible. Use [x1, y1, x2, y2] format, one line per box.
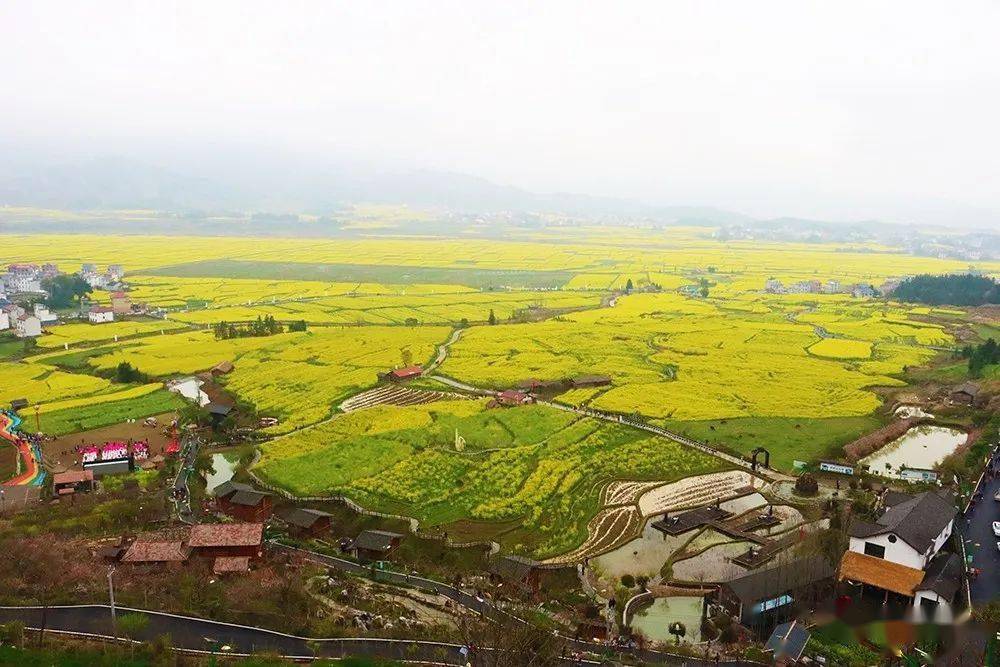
[630, 595, 704, 644]
[593, 519, 694, 580]
[860, 425, 966, 477]
[204, 451, 239, 494]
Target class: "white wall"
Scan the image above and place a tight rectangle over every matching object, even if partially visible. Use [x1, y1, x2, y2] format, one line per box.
[849, 534, 923, 570]
[913, 590, 952, 622]
[849, 520, 953, 570]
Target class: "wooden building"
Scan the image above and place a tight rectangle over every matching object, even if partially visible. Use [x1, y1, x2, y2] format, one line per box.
[52, 469, 95, 497]
[381, 365, 423, 382]
[277, 507, 333, 538]
[950, 382, 981, 406]
[120, 540, 191, 567]
[568, 374, 611, 388]
[214, 481, 273, 522]
[188, 523, 265, 560]
[716, 556, 835, 636]
[352, 529, 404, 562]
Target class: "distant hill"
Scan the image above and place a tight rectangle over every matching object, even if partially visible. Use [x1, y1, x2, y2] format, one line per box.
[893, 273, 999, 306]
[0, 154, 750, 223]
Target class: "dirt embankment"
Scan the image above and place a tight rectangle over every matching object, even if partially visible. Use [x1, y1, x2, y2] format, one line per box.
[843, 418, 919, 461]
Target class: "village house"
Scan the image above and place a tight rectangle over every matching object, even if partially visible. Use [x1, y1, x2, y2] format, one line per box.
[110, 291, 132, 315]
[838, 490, 960, 620]
[381, 365, 423, 382]
[496, 389, 533, 406]
[0, 310, 8, 331]
[33, 303, 58, 324]
[52, 469, 95, 497]
[950, 382, 981, 406]
[851, 283, 878, 299]
[14, 315, 42, 338]
[120, 540, 191, 567]
[188, 522, 265, 560]
[715, 556, 836, 637]
[517, 378, 565, 393]
[568, 374, 612, 389]
[108, 264, 125, 282]
[211, 360, 235, 376]
[351, 529, 404, 562]
[276, 507, 334, 539]
[764, 278, 785, 294]
[88, 306, 115, 324]
[213, 481, 273, 522]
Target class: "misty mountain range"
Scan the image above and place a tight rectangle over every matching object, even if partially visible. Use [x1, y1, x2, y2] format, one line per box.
[0, 154, 750, 224]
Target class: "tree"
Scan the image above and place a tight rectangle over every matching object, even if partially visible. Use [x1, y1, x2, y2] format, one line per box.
[401, 348, 413, 367]
[42, 275, 92, 309]
[668, 621, 687, 645]
[488, 309, 497, 325]
[179, 403, 209, 428]
[114, 361, 145, 384]
[287, 319, 307, 332]
[117, 613, 149, 656]
[625, 278, 634, 293]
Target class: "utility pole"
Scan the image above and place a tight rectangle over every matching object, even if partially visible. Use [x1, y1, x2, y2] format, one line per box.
[107, 565, 117, 640]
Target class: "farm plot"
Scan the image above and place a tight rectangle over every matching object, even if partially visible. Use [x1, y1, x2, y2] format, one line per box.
[255, 400, 726, 559]
[339, 385, 469, 413]
[36, 319, 187, 348]
[83, 326, 450, 432]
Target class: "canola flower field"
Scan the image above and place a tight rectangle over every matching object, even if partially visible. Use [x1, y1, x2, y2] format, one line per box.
[2, 224, 997, 555]
[256, 399, 725, 557]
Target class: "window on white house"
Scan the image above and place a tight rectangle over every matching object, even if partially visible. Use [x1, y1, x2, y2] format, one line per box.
[864, 542, 886, 559]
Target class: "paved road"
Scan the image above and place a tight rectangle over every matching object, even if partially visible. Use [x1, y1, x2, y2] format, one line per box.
[0, 545, 763, 665]
[425, 328, 464, 373]
[0, 605, 470, 663]
[960, 457, 1000, 604]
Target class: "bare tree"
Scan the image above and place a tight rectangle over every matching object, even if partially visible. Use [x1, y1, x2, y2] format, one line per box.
[458, 613, 567, 666]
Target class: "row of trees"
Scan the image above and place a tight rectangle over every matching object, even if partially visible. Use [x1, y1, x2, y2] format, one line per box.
[212, 315, 293, 339]
[961, 338, 999, 377]
[894, 273, 999, 306]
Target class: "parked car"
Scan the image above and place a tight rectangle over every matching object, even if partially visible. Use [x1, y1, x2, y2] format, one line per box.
[993, 521, 1000, 537]
[994, 490, 1000, 501]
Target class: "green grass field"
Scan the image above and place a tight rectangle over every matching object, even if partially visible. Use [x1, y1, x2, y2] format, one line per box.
[143, 259, 576, 289]
[36, 389, 185, 436]
[660, 415, 883, 471]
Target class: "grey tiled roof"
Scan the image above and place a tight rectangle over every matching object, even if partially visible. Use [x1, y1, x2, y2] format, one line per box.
[849, 491, 956, 553]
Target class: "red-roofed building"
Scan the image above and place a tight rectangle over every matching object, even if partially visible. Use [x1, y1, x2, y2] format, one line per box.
[121, 540, 191, 566]
[110, 291, 132, 315]
[497, 389, 533, 406]
[388, 365, 423, 381]
[188, 523, 264, 560]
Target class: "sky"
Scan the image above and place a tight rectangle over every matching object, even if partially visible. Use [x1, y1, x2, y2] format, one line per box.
[2, 1, 999, 226]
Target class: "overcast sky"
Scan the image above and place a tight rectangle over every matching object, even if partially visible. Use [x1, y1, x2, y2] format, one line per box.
[2, 1, 999, 226]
